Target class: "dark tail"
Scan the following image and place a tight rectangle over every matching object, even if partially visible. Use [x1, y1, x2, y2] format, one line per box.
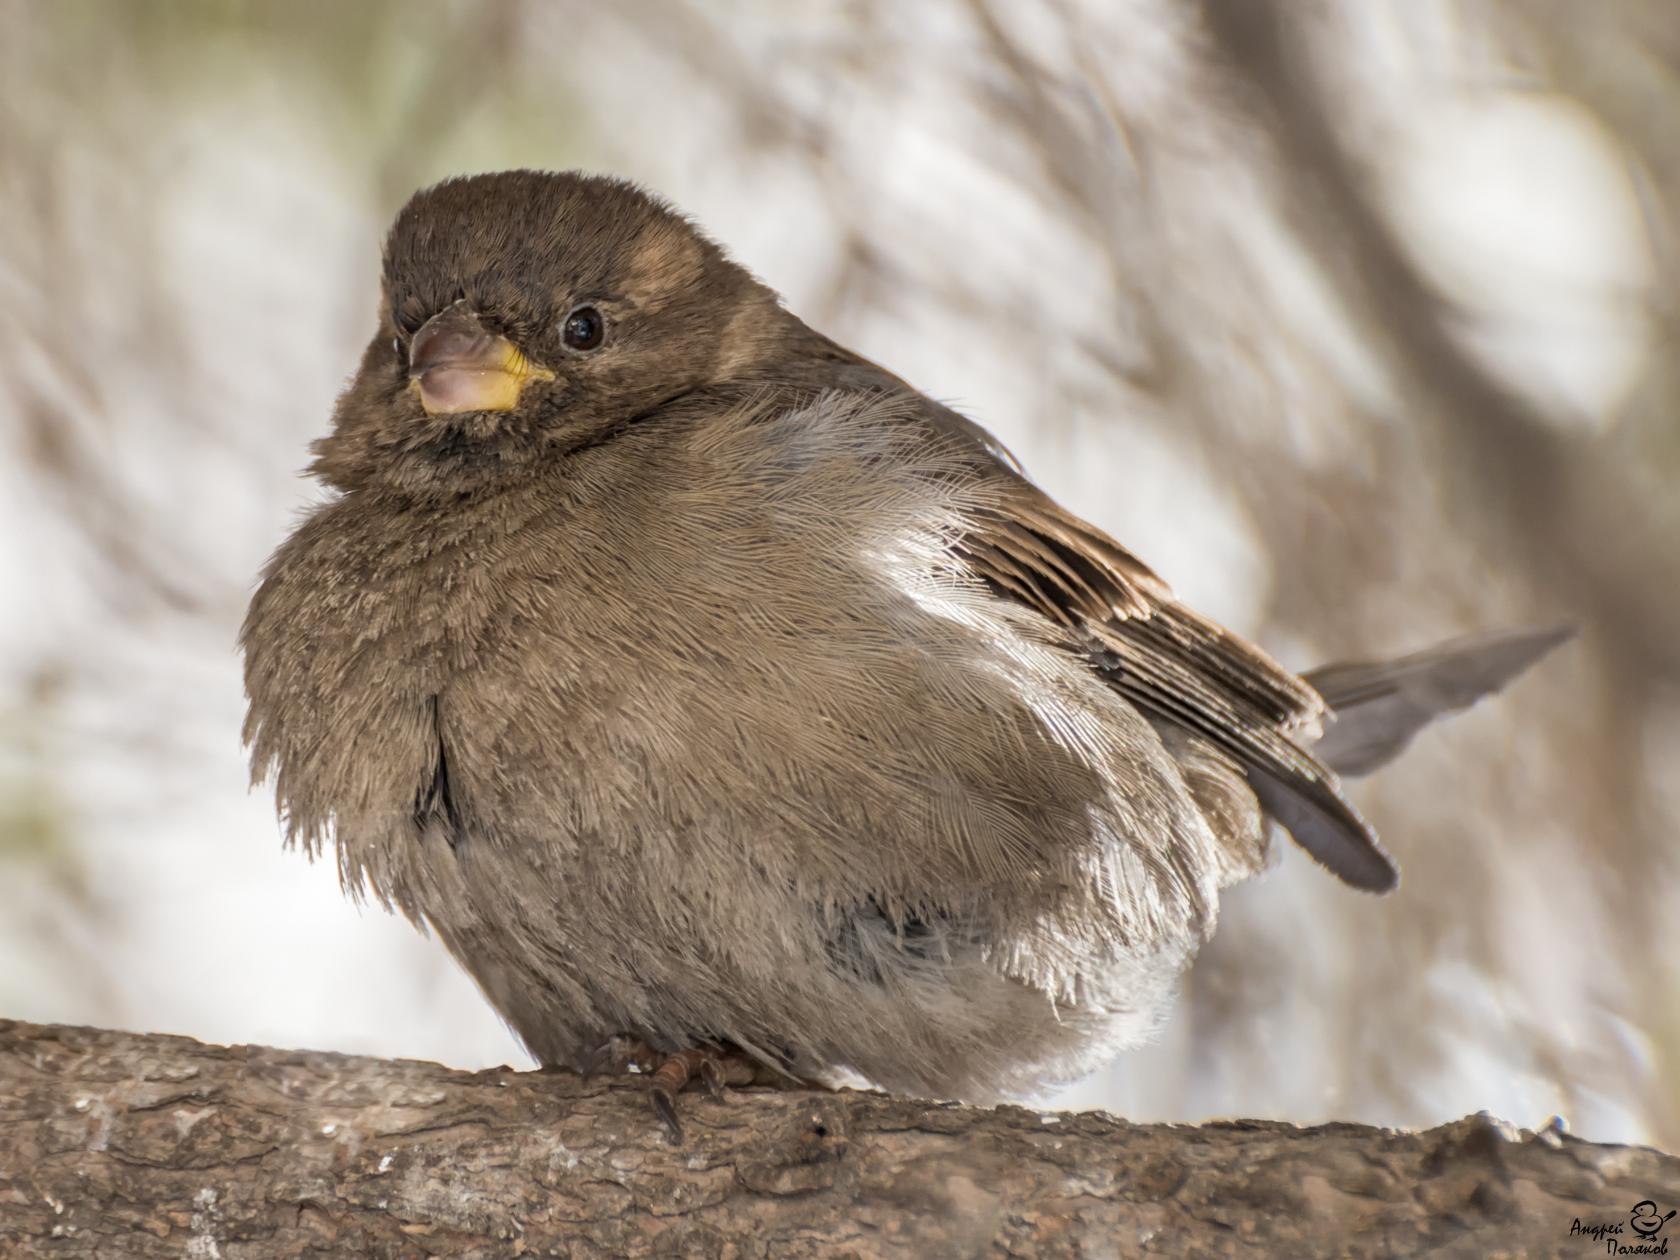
[1303, 624, 1574, 778]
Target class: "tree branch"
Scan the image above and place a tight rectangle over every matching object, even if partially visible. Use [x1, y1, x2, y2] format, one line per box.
[1, 1020, 1675, 1257]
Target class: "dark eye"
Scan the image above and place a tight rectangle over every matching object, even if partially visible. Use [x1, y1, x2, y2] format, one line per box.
[561, 305, 605, 352]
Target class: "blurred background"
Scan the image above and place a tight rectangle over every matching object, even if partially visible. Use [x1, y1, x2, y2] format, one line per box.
[2, 0, 1675, 1149]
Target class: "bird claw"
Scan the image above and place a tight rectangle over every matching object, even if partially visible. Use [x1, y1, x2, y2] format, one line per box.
[648, 1082, 685, 1144]
[698, 1055, 727, 1101]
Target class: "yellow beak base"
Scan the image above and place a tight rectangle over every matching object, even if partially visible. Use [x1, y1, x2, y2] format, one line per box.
[407, 304, 555, 416]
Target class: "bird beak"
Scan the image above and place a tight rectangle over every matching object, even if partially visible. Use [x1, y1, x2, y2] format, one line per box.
[407, 302, 554, 415]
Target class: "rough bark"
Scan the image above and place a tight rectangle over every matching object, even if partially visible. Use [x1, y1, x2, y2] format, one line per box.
[0, 1020, 1674, 1258]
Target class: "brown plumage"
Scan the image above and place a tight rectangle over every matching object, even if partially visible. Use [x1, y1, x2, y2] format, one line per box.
[242, 170, 1565, 1108]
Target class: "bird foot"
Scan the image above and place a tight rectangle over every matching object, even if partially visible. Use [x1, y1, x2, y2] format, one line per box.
[646, 1047, 759, 1144]
[583, 1036, 787, 1143]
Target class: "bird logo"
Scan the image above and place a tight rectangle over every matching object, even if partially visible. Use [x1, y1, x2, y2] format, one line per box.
[1630, 1201, 1675, 1240]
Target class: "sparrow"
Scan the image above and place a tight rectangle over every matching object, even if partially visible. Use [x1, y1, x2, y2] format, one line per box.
[242, 169, 1566, 1137]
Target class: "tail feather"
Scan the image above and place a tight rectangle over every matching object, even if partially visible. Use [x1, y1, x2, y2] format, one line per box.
[1303, 624, 1574, 778]
[1245, 765, 1398, 891]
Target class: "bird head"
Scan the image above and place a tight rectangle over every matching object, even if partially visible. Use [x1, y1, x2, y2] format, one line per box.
[311, 170, 786, 494]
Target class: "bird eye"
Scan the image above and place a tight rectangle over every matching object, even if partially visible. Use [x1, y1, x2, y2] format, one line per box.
[561, 305, 606, 352]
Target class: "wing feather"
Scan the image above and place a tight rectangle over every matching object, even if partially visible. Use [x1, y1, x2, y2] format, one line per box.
[803, 335, 1398, 891]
